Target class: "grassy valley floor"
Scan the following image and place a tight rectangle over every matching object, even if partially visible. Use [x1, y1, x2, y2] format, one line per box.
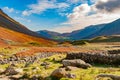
[0, 43, 120, 80]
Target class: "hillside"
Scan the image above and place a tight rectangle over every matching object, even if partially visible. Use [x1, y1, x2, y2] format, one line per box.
[0, 27, 55, 46]
[0, 9, 44, 38]
[37, 18, 120, 40]
[65, 24, 105, 40]
[37, 24, 105, 40]
[90, 35, 120, 43]
[37, 30, 71, 41]
[37, 30, 60, 39]
[86, 19, 120, 38]
[0, 9, 55, 46]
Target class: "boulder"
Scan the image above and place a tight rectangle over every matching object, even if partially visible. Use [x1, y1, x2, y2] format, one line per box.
[51, 68, 67, 79]
[62, 59, 92, 69]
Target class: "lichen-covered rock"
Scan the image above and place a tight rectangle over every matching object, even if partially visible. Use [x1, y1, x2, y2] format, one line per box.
[51, 68, 67, 79]
[62, 59, 92, 69]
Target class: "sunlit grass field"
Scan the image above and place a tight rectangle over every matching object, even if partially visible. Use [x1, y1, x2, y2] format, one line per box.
[0, 43, 120, 80]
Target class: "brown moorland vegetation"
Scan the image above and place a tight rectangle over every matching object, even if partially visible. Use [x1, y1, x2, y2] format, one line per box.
[15, 47, 82, 57]
[0, 27, 56, 46]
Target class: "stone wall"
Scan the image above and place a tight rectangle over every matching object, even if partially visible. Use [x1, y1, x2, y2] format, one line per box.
[66, 50, 120, 65]
[0, 52, 64, 64]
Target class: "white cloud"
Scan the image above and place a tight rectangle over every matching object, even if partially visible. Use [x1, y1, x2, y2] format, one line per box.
[22, 0, 69, 16]
[68, 4, 91, 18]
[14, 17, 31, 23]
[53, 0, 120, 33]
[21, 0, 120, 33]
[2, 7, 14, 13]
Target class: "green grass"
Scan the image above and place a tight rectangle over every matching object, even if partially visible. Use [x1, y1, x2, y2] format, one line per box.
[0, 51, 120, 80]
[0, 47, 28, 58]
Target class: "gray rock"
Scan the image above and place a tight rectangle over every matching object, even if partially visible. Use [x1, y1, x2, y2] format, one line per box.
[51, 68, 67, 79]
[62, 59, 92, 69]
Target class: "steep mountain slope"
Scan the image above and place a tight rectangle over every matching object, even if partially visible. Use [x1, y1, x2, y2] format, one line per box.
[0, 9, 55, 46]
[0, 27, 55, 46]
[65, 24, 105, 40]
[0, 9, 44, 38]
[87, 19, 120, 38]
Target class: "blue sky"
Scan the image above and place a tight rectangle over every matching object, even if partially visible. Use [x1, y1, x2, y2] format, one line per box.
[0, 0, 120, 33]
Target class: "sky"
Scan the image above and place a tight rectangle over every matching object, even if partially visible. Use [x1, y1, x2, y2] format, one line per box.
[0, 0, 120, 33]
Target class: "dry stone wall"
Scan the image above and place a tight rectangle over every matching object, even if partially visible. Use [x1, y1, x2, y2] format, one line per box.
[66, 50, 120, 65]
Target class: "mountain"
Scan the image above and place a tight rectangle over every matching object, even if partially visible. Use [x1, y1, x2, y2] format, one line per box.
[37, 30, 71, 41]
[0, 9, 45, 38]
[0, 27, 55, 46]
[0, 9, 55, 46]
[37, 30, 61, 39]
[64, 24, 105, 40]
[37, 24, 105, 40]
[37, 18, 120, 40]
[86, 19, 120, 38]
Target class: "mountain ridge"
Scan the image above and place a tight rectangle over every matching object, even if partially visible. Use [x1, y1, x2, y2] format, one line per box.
[0, 9, 55, 46]
[37, 18, 120, 40]
[0, 9, 45, 38]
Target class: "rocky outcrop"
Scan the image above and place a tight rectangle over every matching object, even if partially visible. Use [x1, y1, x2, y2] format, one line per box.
[66, 50, 120, 65]
[62, 59, 91, 69]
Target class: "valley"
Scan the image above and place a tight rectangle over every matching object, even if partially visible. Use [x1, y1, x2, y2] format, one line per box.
[0, 2, 120, 80]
